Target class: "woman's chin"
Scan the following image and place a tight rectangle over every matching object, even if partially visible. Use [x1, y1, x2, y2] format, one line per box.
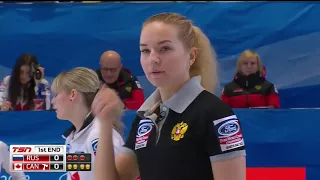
[56, 115, 63, 120]
[55, 111, 66, 120]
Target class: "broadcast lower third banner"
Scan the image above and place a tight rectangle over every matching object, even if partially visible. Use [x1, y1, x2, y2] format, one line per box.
[247, 167, 306, 180]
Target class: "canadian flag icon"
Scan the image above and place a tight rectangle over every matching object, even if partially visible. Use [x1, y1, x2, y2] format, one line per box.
[12, 163, 23, 171]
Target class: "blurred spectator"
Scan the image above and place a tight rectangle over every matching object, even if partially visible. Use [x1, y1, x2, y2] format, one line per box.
[0, 54, 51, 111]
[96, 50, 144, 110]
[221, 50, 280, 108]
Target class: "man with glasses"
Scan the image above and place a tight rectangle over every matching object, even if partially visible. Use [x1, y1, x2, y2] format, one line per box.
[96, 50, 145, 110]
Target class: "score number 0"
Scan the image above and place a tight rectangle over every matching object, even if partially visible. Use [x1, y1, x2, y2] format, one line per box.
[52, 164, 61, 170]
[50, 154, 63, 161]
[53, 155, 60, 161]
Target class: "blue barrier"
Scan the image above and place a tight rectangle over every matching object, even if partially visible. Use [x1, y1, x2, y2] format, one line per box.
[0, 109, 319, 179]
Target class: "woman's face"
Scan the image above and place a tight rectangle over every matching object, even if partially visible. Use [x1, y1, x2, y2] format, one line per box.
[139, 22, 193, 88]
[240, 57, 258, 76]
[20, 65, 31, 85]
[51, 90, 74, 120]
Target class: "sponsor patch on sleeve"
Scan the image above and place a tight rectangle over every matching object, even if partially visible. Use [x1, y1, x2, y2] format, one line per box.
[135, 119, 153, 150]
[135, 81, 142, 89]
[213, 115, 244, 152]
[91, 138, 98, 156]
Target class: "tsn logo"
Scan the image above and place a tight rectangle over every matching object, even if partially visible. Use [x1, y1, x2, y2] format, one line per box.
[12, 147, 32, 153]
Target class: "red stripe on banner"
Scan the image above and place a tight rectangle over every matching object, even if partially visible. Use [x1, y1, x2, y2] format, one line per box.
[247, 167, 306, 180]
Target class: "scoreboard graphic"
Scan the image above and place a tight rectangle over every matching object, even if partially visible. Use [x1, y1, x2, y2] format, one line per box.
[9, 145, 92, 172]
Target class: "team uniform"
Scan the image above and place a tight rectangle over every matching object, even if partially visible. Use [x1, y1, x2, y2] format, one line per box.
[62, 113, 124, 180]
[0, 141, 26, 180]
[221, 71, 280, 108]
[121, 76, 246, 180]
[96, 68, 145, 110]
[0, 75, 51, 110]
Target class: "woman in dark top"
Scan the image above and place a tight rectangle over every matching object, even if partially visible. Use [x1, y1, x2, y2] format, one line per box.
[222, 50, 280, 108]
[92, 13, 246, 180]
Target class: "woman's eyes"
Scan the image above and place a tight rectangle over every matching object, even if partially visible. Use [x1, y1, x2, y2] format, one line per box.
[140, 46, 172, 54]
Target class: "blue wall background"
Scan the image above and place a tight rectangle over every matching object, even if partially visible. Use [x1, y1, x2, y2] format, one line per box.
[1, 2, 320, 180]
[0, 2, 320, 108]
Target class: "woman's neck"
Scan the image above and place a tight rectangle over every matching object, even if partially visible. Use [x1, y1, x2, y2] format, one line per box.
[159, 76, 190, 102]
[70, 106, 90, 133]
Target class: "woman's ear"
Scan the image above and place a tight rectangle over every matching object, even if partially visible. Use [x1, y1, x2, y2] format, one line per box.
[69, 89, 77, 102]
[189, 47, 198, 67]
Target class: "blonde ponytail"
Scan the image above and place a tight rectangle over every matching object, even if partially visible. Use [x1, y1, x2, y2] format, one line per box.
[190, 26, 218, 93]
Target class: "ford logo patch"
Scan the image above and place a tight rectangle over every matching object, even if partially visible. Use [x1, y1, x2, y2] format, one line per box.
[137, 122, 153, 137]
[218, 120, 239, 136]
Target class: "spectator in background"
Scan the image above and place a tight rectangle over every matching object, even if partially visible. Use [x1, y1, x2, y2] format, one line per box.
[0, 54, 51, 111]
[221, 49, 280, 108]
[96, 50, 145, 110]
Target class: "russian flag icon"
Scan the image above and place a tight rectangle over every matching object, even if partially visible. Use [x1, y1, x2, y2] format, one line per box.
[12, 155, 23, 162]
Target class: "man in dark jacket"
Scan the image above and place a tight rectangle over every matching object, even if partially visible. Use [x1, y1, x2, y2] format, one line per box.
[96, 50, 145, 110]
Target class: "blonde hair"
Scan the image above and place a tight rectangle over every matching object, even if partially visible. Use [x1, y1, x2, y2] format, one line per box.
[143, 13, 218, 93]
[51, 67, 124, 135]
[236, 49, 264, 75]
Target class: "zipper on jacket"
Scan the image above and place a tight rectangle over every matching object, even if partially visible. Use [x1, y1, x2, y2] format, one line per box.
[245, 80, 250, 107]
[153, 121, 161, 145]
